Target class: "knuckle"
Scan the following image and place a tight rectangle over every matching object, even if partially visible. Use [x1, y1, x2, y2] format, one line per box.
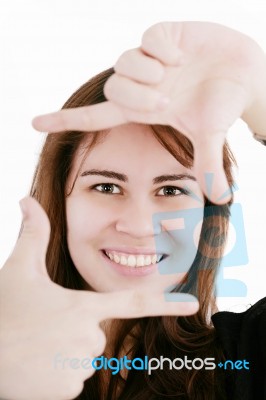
[115, 49, 135, 73]
[103, 74, 119, 100]
[142, 22, 171, 50]
[142, 23, 161, 46]
[141, 28, 153, 50]
[80, 108, 92, 129]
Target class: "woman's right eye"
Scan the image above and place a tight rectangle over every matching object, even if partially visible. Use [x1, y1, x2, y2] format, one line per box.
[92, 183, 121, 194]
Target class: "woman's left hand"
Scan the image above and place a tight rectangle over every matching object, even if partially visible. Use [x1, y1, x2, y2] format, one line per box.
[32, 22, 266, 203]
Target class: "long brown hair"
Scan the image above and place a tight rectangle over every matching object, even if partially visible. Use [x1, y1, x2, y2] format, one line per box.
[31, 68, 235, 399]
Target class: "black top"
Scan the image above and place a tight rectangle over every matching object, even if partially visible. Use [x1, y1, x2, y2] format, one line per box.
[212, 296, 266, 399]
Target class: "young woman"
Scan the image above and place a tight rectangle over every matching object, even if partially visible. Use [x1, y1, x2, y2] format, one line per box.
[28, 61, 265, 398]
[1, 21, 266, 400]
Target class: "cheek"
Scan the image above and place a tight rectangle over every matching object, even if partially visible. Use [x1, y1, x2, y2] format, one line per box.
[66, 196, 115, 244]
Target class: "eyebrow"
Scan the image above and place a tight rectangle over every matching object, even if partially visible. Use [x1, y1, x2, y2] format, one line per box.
[80, 169, 196, 184]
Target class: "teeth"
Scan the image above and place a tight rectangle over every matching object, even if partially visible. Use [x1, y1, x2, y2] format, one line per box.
[144, 256, 151, 266]
[105, 251, 164, 267]
[128, 255, 136, 267]
[114, 254, 120, 264]
[120, 255, 127, 265]
[136, 255, 145, 267]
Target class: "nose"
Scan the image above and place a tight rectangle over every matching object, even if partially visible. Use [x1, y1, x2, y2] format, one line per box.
[115, 200, 161, 239]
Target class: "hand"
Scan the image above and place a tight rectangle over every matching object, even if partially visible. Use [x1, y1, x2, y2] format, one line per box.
[32, 21, 266, 203]
[0, 197, 198, 400]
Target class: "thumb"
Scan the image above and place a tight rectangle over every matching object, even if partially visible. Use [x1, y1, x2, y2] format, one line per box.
[8, 197, 51, 276]
[193, 135, 232, 204]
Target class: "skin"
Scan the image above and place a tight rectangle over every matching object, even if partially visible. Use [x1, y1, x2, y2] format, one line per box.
[66, 123, 204, 294]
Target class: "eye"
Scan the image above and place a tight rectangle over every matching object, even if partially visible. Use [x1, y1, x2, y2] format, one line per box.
[92, 183, 121, 194]
[157, 186, 188, 197]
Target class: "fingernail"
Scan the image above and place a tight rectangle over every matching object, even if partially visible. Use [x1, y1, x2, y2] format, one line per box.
[157, 95, 170, 110]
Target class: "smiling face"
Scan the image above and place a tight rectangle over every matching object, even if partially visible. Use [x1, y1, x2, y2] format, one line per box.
[66, 123, 204, 293]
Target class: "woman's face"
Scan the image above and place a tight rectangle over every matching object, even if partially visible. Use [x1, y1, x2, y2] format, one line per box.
[66, 124, 204, 293]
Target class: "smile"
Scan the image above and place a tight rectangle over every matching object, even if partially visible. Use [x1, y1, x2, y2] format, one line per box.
[102, 250, 165, 268]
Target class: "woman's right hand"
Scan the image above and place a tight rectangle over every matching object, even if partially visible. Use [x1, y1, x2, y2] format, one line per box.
[0, 197, 198, 400]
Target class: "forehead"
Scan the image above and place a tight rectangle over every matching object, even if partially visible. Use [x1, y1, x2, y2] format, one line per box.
[71, 123, 192, 178]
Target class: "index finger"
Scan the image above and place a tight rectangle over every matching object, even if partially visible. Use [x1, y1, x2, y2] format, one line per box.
[92, 290, 199, 322]
[32, 101, 127, 132]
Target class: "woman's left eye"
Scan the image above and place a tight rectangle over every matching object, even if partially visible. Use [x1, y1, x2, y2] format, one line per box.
[93, 183, 121, 194]
[157, 186, 188, 197]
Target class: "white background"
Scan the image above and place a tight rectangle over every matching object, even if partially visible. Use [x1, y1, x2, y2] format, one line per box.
[1, 0, 266, 311]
